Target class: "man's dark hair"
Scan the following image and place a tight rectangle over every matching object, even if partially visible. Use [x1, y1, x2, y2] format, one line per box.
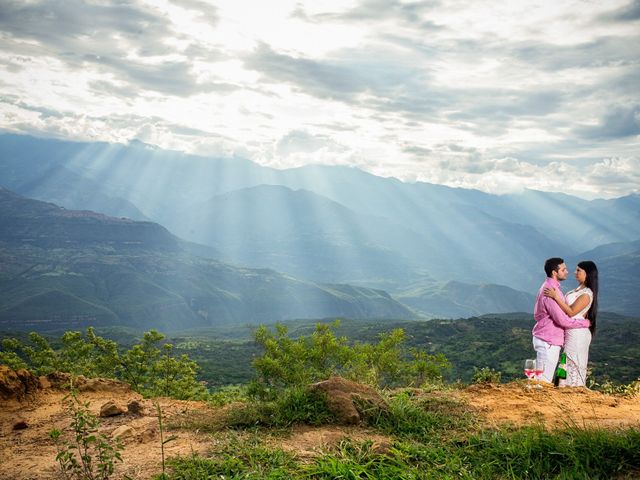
[544, 257, 564, 277]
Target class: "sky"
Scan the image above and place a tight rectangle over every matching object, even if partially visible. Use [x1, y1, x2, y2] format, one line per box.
[0, 0, 638, 199]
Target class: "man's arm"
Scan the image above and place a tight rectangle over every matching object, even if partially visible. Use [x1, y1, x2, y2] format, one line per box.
[544, 297, 590, 329]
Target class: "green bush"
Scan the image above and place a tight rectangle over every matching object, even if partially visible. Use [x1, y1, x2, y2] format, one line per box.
[251, 321, 449, 396]
[208, 384, 250, 407]
[592, 377, 640, 397]
[471, 366, 502, 384]
[0, 328, 207, 400]
[464, 425, 640, 479]
[49, 389, 123, 480]
[362, 391, 476, 442]
[227, 386, 335, 428]
[161, 440, 298, 479]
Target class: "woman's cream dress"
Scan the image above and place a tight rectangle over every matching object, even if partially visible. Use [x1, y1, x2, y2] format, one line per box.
[560, 287, 593, 387]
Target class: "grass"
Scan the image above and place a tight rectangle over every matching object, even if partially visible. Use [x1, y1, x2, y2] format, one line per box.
[160, 386, 640, 479]
[169, 386, 335, 433]
[360, 390, 477, 442]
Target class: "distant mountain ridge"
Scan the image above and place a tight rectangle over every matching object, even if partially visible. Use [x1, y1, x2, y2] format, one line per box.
[0, 187, 177, 250]
[0, 189, 414, 331]
[396, 280, 536, 319]
[1, 133, 638, 317]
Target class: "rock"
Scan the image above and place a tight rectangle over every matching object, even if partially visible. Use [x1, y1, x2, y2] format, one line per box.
[80, 378, 131, 393]
[38, 376, 52, 390]
[13, 420, 28, 430]
[371, 439, 393, 455]
[127, 400, 145, 415]
[16, 369, 39, 393]
[111, 425, 136, 441]
[45, 372, 74, 389]
[308, 376, 387, 424]
[100, 401, 125, 417]
[139, 426, 157, 443]
[0, 365, 39, 400]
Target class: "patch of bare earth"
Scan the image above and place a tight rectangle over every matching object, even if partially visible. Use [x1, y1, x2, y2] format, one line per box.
[3, 374, 640, 480]
[273, 425, 392, 461]
[0, 385, 212, 480]
[458, 381, 640, 429]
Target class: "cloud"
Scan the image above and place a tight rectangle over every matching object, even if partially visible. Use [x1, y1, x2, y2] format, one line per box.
[600, 0, 640, 22]
[296, 0, 443, 30]
[0, 0, 638, 199]
[169, 0, 219, 24]
[244, 43, 372, 101]
[276, 130, 332, 155]
[511, 36, 640, 71]
[0, 0, 228, 97]
[0, 1, 174, 55]
[576, 105, 640, 140]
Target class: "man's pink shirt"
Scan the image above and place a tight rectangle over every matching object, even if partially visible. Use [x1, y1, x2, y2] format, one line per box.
[532, 277, 590, 346]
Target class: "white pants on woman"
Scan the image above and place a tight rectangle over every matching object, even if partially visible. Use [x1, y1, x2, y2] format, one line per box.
[559, 328, 592, 387]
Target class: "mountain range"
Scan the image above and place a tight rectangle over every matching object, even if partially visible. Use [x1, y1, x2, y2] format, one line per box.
[0, 133, 638, 328]
[0, 188, 416, 331]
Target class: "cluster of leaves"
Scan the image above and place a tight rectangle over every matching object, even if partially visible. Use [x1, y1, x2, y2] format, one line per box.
[591, 377, 640, 397]
[250, 321, 450, 398]
[0, 328, 207, 399]
[49, 389, 123, 480]
[471, 366, 502, 384]
[160, 435, 298, 480]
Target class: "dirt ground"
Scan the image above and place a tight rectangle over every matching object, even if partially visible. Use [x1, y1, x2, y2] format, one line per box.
[1, 380, 640, 479]
[0, 386, 212, 480]
[459, 381, 640, 429]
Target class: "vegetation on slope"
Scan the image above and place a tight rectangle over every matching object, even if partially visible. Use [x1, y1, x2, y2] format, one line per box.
[2, 320, 640, 479]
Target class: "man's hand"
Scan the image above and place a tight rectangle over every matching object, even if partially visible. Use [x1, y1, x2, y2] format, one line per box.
[543, 287, 559, 300]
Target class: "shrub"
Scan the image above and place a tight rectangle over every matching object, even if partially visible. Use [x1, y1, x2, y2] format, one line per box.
[0, 329, 208, 400]
[227, 386, 335, 428]
[49, 389, 123, 480]
[472, 366, 502, 384]
[251, 321, 449, 396]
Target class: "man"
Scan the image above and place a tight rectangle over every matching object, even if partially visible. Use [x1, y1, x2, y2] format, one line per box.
[532, 257, 590, 383]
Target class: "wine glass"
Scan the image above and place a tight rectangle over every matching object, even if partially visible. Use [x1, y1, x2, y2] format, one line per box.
[534, 360, 545, 381]
[524, 359, 536, 379]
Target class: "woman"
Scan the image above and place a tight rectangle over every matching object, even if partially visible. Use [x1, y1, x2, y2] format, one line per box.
[543, 260, 598, 387]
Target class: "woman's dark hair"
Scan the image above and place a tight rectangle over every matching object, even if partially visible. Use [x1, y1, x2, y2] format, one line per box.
[578, 260, 598, 336]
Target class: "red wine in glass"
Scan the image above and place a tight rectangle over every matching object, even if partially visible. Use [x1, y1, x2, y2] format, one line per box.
[524, 359, 536, 379]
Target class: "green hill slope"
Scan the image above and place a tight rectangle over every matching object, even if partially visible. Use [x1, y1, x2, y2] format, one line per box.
[0, 189, 415, 331]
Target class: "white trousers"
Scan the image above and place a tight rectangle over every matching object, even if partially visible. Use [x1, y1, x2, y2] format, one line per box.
[532, 336, 561, 383]
[559, 328, 591, 387]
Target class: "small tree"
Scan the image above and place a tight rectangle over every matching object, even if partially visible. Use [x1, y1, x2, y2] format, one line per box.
[0, 338, 28, 370]
[50, 388, 123, 480]
[118, 330, 207, 399]
[251, 321, 450, 395]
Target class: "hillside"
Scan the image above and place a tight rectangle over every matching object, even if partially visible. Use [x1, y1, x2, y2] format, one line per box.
[568, 239, 640, 315]
[395, 280, 535, 318]
[1, 369, 639, 479]
[170, 184, 424, 286]
[0, 190, 415, 331]
[3, 134, 640, 299]
[44, 312, 637, 388]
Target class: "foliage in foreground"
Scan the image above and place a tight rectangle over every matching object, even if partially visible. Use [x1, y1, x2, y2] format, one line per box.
[49, 389, 123, 480]
[250, 321, 450, 397]
[165, 386, 640, 479]
[164, 421, 640, 479]
[0, 328, 207, 399]
[472, 366, 502, 384]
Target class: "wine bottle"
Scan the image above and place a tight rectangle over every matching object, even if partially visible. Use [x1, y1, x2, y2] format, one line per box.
[556, 352, 567, 380]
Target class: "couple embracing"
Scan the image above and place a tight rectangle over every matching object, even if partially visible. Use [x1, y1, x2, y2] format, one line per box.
[532, 257, 599, 387]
